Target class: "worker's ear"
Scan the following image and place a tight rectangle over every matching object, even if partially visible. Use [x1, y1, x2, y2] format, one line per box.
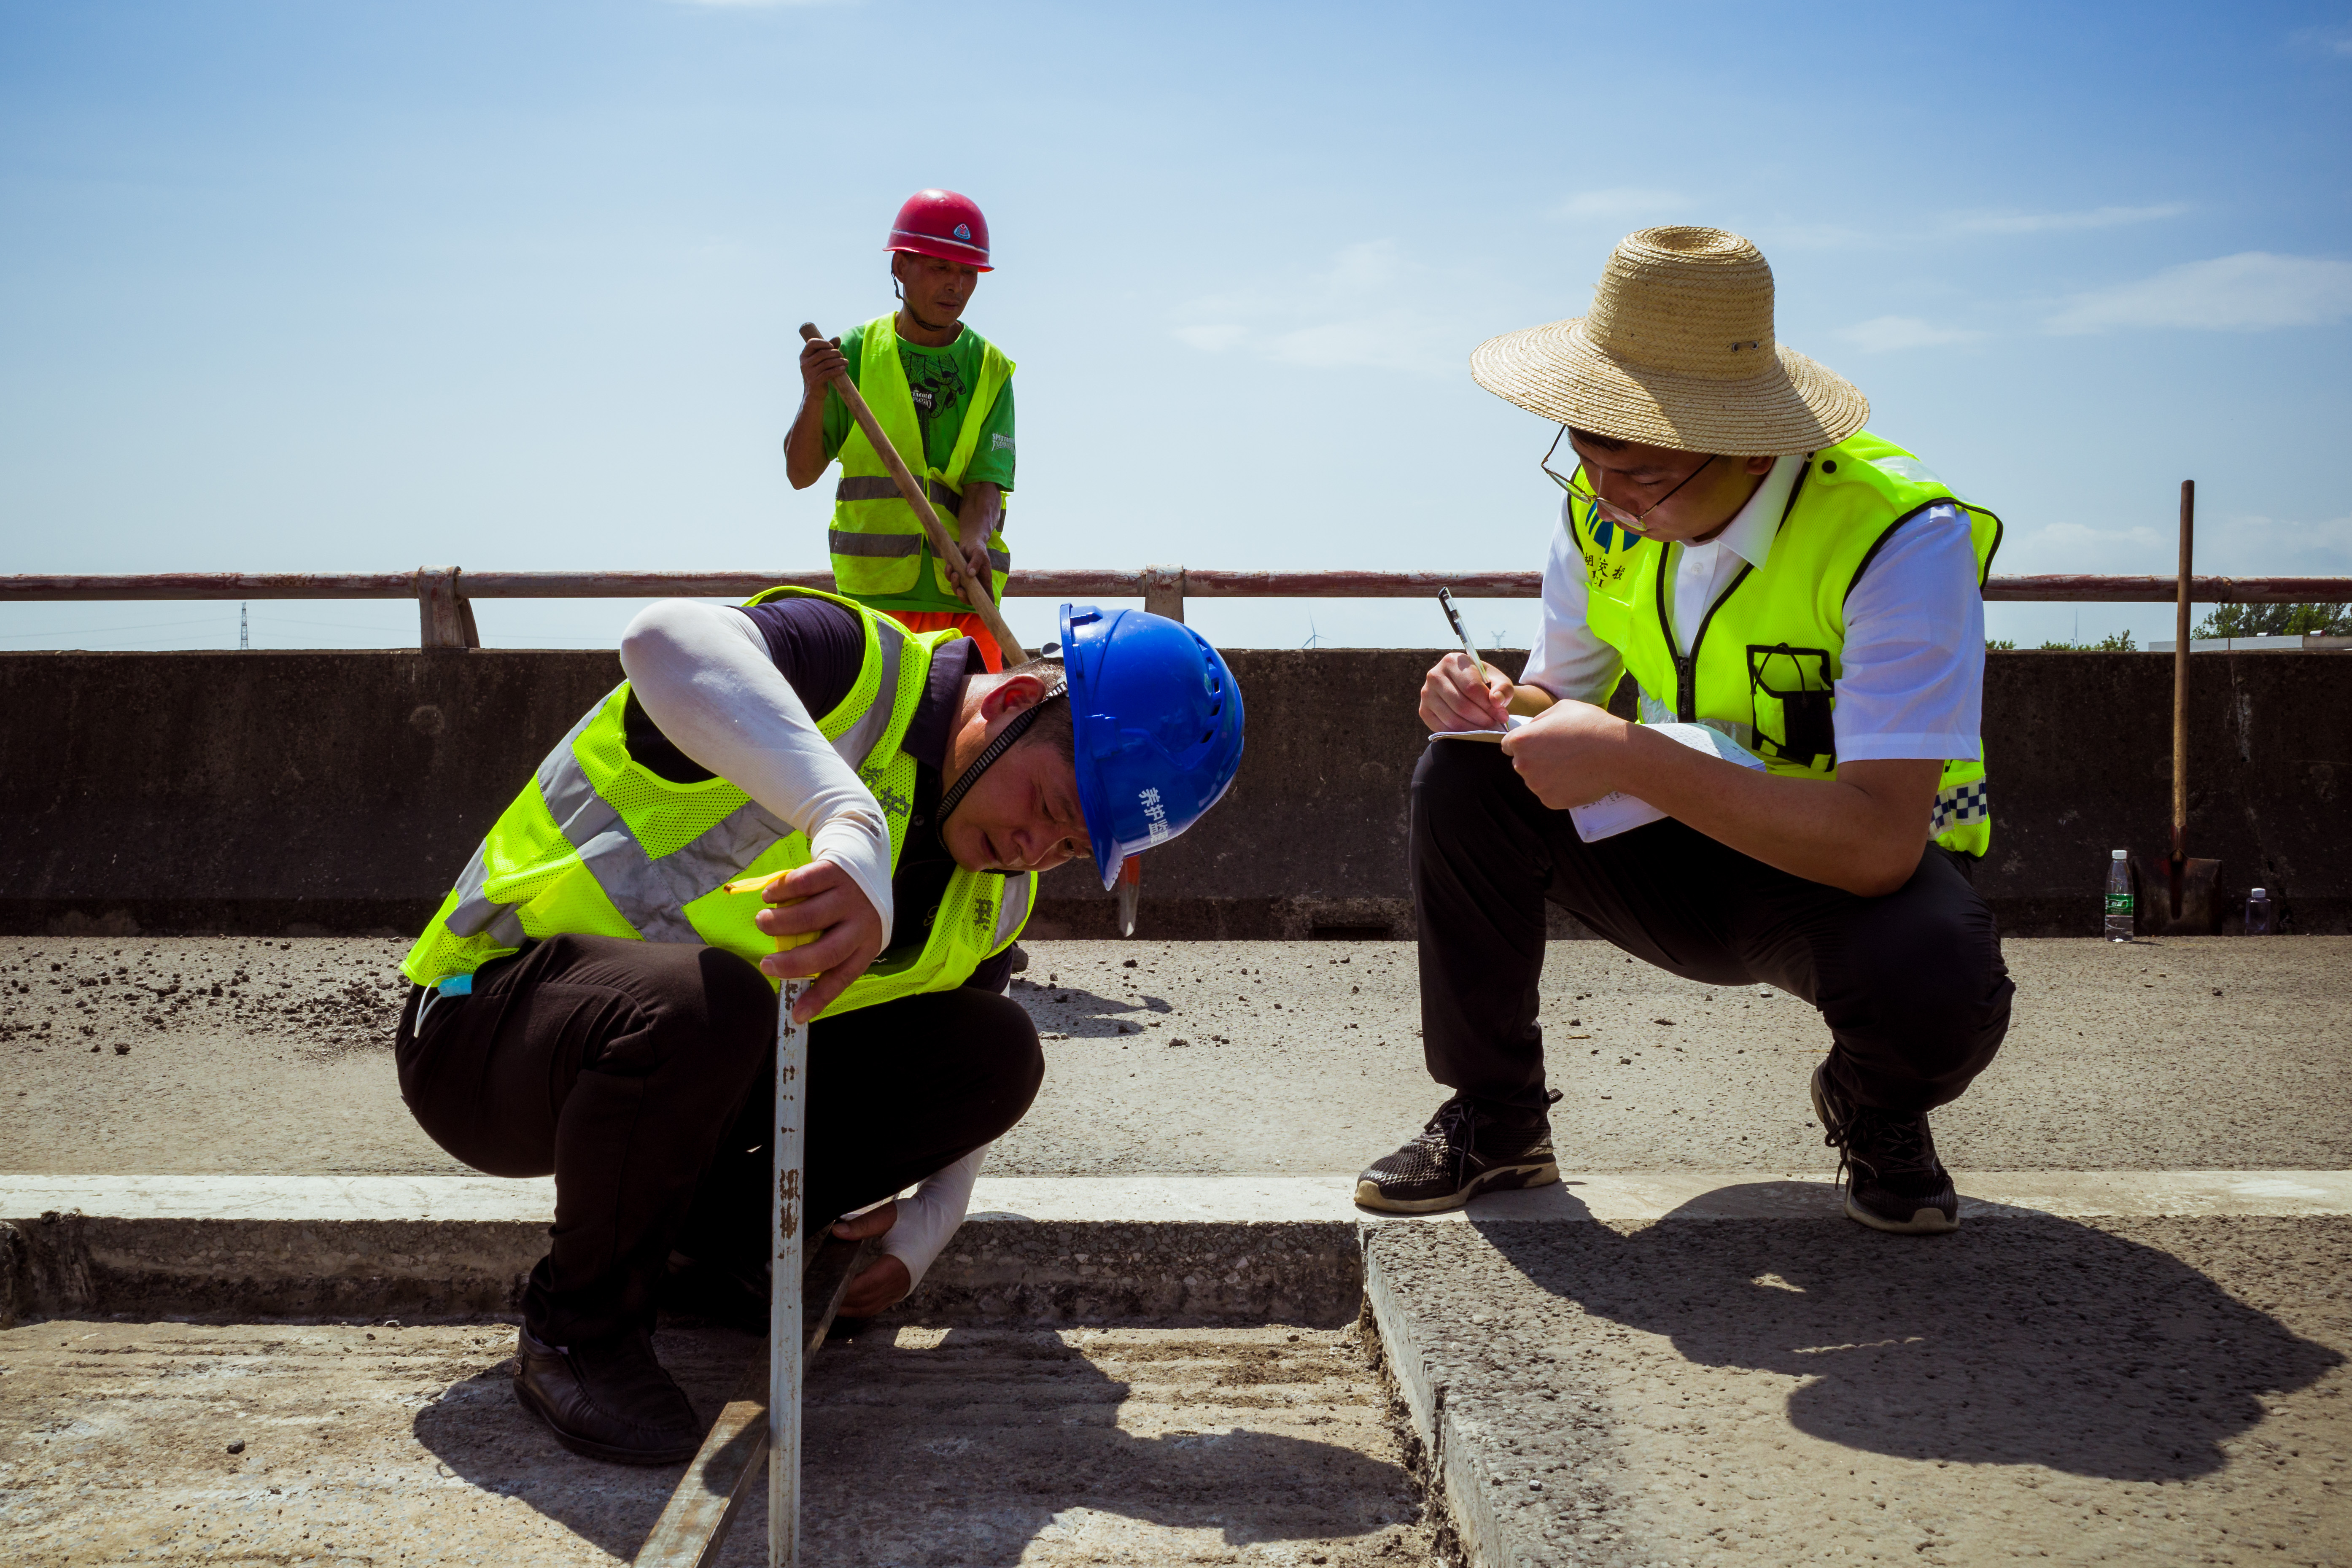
[978, 672, 1055, 726]
[1741, 454, 1777, 475]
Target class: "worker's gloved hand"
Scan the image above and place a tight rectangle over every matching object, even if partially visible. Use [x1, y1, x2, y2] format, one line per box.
[754, 859, 886, 1023]
[1498, 698, 1630, 809]
[797, 334, 848, 398]
[1420, 650, 1514, 733]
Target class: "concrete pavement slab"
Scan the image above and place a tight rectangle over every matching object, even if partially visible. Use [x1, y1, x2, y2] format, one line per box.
[1365, 1212, 2350, 1568]
[0, 1319, 1432, 1566]
[5, 936, 2348, 1180]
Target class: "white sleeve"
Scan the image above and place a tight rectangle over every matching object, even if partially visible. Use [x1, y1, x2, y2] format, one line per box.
[1832, 505, 1985, 764]
[878, 1145, 984, 1291]
[1517, 497, 1625, 706]
[617, 599, 896, 946]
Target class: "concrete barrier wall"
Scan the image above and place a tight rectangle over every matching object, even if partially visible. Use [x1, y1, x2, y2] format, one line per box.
[3, 649, 2345, 940]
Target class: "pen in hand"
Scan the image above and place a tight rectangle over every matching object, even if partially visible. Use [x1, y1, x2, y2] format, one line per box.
[1438, 587, 1487, 685]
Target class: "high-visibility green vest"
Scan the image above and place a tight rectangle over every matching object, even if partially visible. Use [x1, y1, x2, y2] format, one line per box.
[1572, 431, 2004, 858]
[829, 315, 1015, 606]
[400, 586, 1035, 1017]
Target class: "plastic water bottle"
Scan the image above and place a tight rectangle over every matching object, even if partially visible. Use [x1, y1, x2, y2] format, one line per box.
[2246, 888, 2274, 935]
[2104, 850, 2133, 941]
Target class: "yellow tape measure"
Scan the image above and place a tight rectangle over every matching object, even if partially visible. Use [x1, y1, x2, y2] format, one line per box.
[724, 871, 820, 953]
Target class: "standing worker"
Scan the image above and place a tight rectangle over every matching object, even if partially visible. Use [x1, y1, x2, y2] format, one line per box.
[787, 189, 1019, 669]
[394, 588, 1243, 1464]
[1356, 226, 2015, 1235]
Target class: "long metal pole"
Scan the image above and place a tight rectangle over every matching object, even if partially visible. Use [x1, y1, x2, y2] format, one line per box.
[770, 976, 808, 1568]
[2169, 480, 2194, 920]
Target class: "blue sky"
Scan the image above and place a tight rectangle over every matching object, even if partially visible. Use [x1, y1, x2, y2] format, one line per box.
[3, 0, 2348, 653]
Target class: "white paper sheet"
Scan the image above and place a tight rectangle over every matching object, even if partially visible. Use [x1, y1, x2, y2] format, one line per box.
[1566, 722, 1769, 842]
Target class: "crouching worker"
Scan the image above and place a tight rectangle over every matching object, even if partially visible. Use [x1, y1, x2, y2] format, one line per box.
[1357, 226, 2015, 1236]
[394, 590, 1243, 1463]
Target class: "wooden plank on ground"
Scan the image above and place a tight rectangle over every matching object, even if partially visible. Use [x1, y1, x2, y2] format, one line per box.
[629, 1234, 873, 1568]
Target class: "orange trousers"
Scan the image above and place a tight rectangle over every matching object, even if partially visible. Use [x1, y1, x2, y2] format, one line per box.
[889, 610, 1004, 672]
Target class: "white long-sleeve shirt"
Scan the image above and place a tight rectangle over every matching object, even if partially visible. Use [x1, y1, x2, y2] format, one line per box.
[618, 599, 899, 943]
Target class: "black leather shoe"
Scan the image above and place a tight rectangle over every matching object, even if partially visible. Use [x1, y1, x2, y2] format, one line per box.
[512, 1326, 703, 1465]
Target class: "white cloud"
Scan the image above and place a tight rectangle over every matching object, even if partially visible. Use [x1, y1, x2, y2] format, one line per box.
[1557, 188, 1689, 221]
[1835, 315, 1983, 353]
[1261, 313, 1451, 373]
[2197, 510, 2352, 576]
[2004, 511, 2352, 577]
[2046, 252, 2352, 334]
[2006, 519, 2174, 575]
[1949, 203, 2188, 235]
[1172, 324, 1246, 353]
[1168, 240, 1473, 375]
[2291, 24, 2352, 57]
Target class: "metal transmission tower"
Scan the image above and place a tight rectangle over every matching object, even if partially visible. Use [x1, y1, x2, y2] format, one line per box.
[239, 603, 249, 649]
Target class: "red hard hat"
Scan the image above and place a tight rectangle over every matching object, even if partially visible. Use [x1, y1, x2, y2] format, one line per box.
[885, 189, 992, 271]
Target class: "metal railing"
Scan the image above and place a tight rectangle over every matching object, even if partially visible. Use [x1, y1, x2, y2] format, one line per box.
[4, 568, 2349, 649]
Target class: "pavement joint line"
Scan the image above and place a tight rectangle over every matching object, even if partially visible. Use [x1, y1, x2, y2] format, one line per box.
[4, 1169, 2350, 1223]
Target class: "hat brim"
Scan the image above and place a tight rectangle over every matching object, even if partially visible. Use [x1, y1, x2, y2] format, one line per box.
[1469, 317, 1867, 456]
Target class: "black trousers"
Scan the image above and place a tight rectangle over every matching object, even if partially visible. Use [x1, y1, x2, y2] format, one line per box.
[1412, 739, 2013, 1120]
[395, 934, 1042, 1345]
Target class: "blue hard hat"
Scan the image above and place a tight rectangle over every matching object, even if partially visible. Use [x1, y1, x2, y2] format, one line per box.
[1060, 603, 1245, 890]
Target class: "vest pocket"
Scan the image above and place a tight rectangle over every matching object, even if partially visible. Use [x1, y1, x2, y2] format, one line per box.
[1746, 644, 1837, 771]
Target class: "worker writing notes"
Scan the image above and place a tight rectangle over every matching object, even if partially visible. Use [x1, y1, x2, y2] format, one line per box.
[787, 189, 1019, 670]
[1356, 227, 2015, 1236]
[393, 591, 1242, 1465]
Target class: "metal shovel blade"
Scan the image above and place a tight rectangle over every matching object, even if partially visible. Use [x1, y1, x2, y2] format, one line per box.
[1115, 854, 1142, 938]
[2134, 855, 2224, 936]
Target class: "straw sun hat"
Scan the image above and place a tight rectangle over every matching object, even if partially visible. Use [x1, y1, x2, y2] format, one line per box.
[1470, 226, 1868, 456]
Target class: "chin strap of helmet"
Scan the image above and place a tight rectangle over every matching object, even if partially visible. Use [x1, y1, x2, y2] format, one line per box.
[934, 682, 1069, 843]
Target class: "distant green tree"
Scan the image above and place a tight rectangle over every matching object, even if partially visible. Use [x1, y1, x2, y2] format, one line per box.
[2037, 630, 2137, 651]
[2191, 602, 2352, 640]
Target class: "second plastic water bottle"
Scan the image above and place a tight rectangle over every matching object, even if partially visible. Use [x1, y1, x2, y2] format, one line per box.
[2246, 888, 2274, 935]
[2104, 850, 2134, 941]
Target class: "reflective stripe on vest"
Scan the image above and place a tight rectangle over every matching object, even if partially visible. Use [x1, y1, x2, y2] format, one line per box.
[1575, 431, 2004, 858]
[827, 523, 1010, 574]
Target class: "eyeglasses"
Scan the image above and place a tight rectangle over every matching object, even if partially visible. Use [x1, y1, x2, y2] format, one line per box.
[1541, 426, 1716, 535]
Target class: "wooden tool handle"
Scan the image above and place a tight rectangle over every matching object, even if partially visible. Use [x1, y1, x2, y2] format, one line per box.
[798, 322, 1030, 663]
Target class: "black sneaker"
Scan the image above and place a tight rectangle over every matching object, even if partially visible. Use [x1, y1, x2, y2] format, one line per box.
[1355, 1092, 1561, 1214]
[1810, 1062, 1959, 1235]
[512, 1326, 703, 1465]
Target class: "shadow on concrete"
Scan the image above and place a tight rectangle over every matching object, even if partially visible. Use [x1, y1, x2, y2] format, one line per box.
[1010, 979, 1176, 1040]
[409, 1330, 723, 1562]
[1475, 1181, 2344, 1482]
[412, 1323, 1412, 1562]
[799, 1326, 1415, 1559]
